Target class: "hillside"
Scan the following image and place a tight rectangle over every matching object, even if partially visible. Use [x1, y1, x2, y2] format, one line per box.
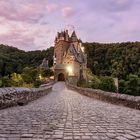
[84, 42, 140, 80]
[0, 42, 140, 80]
[0, 44, 54, 77]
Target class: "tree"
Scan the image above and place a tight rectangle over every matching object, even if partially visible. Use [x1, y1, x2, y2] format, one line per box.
[1, 76, 11, 87]
[90, 75, 101, 89]
[119, 80, 127, 94]
[0, 79, 2, 87]
[41, 69, 54, 77]
[99, 76, 117, 92]
[125, 74, 140, 96]
[21, 67, 39, 84]
[10, 73, 24, 87]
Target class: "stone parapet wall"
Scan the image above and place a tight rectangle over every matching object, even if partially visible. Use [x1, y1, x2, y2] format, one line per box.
[0, 86, 52, 110]
[67, 84, 140, 110]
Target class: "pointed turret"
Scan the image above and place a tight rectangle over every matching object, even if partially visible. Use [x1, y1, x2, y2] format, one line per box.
[65, 30, 69, 41]
[71, 31, 78, 42]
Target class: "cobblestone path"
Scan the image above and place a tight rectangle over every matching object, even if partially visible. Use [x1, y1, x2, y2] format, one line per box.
[0, 82, 140, 140]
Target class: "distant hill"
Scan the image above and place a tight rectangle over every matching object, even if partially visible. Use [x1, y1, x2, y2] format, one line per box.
[0, 42, 140, 80]
[0, 44, 54, 77]
[84, 42, 140, 80]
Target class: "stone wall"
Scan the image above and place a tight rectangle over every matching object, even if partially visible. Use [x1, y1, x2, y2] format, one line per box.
[0, 86, 52, 110]
[67, 84, 140, 110]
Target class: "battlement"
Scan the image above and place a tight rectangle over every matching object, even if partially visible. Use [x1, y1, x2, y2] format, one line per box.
[55, 30, 79, 43]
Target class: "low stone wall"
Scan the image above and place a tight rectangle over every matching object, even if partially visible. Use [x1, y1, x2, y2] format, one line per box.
[67, 84, 140, 110]
[0, 86, 52, 110]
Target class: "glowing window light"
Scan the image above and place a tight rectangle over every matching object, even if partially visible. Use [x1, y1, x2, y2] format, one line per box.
[39, 74, 42, 80]
[66, 66, 73, 75]
[81, 46, 84, 53]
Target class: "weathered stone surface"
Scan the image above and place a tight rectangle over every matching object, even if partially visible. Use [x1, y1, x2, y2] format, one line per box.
[0, 82, 139, 140]
[0, 85, 53, 109]
[67, 84, 140, 110]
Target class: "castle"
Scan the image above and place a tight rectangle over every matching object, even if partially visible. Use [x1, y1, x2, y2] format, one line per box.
[53, 30, 87, 85]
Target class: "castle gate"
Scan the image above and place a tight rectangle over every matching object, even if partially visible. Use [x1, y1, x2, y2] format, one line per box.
[58, 73, 65, 81]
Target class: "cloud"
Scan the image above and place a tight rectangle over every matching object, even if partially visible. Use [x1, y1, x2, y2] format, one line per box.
[0, 0, 47, 23]
[108, 0, 134, 12]
[62, 7, 74, 18]
[0, 0, 140, 50]
[46, 4, 58, 13]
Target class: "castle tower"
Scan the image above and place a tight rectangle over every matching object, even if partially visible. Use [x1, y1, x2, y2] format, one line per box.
[71, 31, 79, 52]
[53, 29, 87, 83]
[54, 30, 70, 64]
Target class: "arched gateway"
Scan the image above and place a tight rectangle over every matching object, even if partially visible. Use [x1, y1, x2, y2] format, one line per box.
[58, 73, 65, 81]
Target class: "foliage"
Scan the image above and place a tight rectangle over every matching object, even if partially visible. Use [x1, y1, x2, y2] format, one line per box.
[118, 80, 127, 94]
[0, 44, 54, 77]
[90, 75, 101, 89]
[0, 79, 2, 87]
[99, 76, 117, 92]
[21, 67, 39, 84]
[87, 70, 101, 89]
[1, 76, 11, 87]
[84, 42, 140, 80]
[34, 79, 44, 88]
[10, 73, 24, 87]
[125, 74, 140, 96]
[41, 69, 54, 77]
[0, 43, 140, 96]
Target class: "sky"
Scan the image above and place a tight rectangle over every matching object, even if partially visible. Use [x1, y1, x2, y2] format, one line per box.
[0, 0, 140, 51]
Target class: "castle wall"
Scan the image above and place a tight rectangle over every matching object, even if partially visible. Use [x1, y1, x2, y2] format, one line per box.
[54, 40, 70, 64]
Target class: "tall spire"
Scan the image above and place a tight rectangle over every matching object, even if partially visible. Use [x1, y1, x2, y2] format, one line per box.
[71, 31, 78, 42]
[65, 30, 69, 41]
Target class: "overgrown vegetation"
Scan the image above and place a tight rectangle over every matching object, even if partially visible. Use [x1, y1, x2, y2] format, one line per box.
[0, 67, 54, 88]
[84, 42, 140, 96]
[0, 42, 140, 96]
[0, 44, 54, 77]
[0, 44, 54, 88]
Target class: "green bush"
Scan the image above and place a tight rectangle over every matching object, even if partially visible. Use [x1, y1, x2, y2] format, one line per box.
[88, 75, 101, 89]
[125, 74, 140, 96]
[1, 76, 11, 87]
[34, 80, 44, 88]
[41, 69, 54, 77]
[21, 67, 39, 84]
[119, 79, 127, 94]
[99, 76, 116, 92]
[10, 73, 24, 87]
[0, 79, 2, 87]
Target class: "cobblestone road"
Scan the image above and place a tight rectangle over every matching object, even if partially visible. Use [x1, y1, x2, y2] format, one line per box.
[0, 82, 140, 140]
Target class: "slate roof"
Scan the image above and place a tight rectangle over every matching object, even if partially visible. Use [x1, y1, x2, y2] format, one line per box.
[68, 44, 85, 64]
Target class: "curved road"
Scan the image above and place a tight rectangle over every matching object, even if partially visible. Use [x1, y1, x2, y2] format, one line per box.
[0, 82, 140, 140]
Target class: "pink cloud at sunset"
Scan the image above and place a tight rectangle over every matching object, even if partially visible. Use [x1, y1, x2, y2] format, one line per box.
[62, 7, 73, 18]
[0, 0, 139, 51]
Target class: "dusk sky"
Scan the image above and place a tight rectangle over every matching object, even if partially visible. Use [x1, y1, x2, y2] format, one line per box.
[0, 0, 140, 51]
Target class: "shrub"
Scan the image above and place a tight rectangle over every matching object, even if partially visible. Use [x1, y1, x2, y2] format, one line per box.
[89, 75, 101, 89]
[125, 74, 140, 96]
[119, 79, 127, 94]
[0, 79, 2, 87]
[1, 76, 11, 87]
[41, 69, 54, 77]
[10, 73, 24, 87]
[34, 80, 44, 88]
[21, 67, 39, 84]
[99, 76, 117, 92]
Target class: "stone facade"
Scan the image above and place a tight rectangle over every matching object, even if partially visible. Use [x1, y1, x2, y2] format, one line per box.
[53, 30, 87, 84]
[0, 85, 53, 109]
[39, 58, 49, 70]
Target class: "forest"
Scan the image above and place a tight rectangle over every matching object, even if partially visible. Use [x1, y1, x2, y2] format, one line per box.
[0, 44, 54, 77]
[0, 42, 139, 95]
[84, 42, 140, 96]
